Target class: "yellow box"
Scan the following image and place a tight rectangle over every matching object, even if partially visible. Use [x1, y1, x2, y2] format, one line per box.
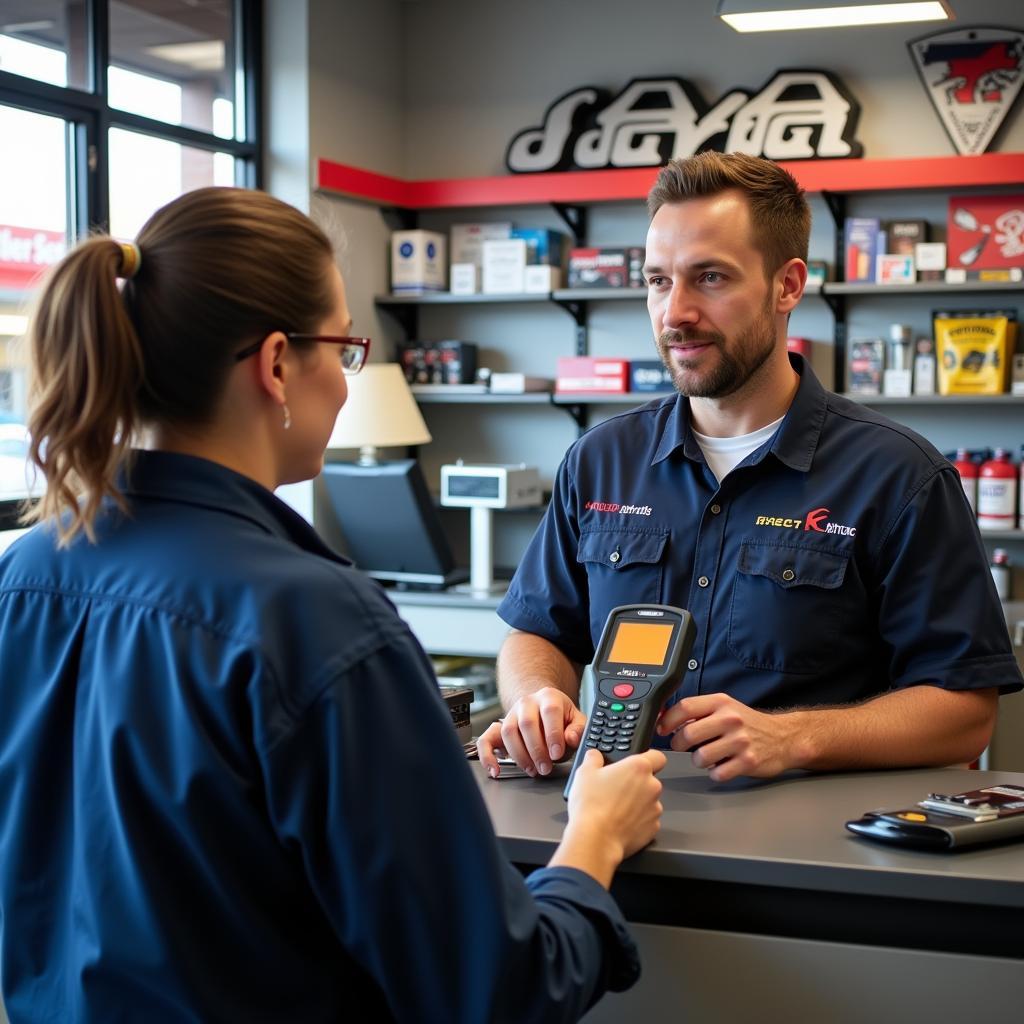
[935, 312, 1016, 395]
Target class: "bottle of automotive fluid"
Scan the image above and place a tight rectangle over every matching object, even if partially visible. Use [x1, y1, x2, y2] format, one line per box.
[952, 449, 978, 514]
[977, 449, 1016, 531]
[990, 548, 1012, 601]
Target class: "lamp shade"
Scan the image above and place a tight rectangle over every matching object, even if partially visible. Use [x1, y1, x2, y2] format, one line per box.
[328, 363, 431, 451]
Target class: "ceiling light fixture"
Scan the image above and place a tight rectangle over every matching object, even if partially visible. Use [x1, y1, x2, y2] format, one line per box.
[145, 40, 225, 72]
[717, 1, 953, 33]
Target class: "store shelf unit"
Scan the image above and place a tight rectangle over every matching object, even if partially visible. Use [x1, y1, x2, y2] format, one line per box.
[324, 151, 1024, 585]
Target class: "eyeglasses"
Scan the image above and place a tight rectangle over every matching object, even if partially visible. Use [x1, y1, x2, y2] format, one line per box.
[233, 334, 371, 375]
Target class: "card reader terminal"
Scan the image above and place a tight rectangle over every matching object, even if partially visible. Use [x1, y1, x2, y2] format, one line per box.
[563, 604, 696, 799]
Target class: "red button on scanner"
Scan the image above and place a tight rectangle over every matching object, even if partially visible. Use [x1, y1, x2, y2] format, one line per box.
[612, 683, 634, 698]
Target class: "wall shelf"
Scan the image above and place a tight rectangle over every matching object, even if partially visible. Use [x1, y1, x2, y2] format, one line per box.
[826, 281, 1023, 296]
[411, 390, 553, 405]
[317, 152, 1024, 209]
[843, 394, 1024, 406]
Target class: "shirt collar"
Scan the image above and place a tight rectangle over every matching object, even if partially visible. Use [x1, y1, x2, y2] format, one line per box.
[651, 353, 827, 473]
[120, 450, 351, 565]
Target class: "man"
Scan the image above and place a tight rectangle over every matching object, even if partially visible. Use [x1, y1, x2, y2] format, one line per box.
[478, 151, 1022, 784]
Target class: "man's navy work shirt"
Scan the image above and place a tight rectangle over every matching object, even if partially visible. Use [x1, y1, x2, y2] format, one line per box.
[0, 451, 639, 1023]
[498, 356, 1023, 712]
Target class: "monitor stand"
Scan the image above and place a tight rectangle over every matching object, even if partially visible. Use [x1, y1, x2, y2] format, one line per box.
[451, 506, 509, 597]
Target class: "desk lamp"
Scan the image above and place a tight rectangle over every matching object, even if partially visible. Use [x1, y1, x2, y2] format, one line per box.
[328, 362, 431, 463]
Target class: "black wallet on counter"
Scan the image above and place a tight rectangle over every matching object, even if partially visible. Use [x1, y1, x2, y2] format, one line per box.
[846, 784, 1024, 850]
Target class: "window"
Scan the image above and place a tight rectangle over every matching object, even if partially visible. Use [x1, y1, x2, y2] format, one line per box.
[0, 0, 261, 534]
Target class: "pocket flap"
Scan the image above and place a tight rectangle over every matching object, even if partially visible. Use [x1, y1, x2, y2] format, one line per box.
[737, 543, 848, 590]
[577, 530, 668, 570]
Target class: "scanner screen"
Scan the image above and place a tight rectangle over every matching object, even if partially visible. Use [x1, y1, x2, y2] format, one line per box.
[607, 621, 674, 666]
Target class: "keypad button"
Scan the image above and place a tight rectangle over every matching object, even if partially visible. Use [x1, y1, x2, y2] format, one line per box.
[627, 703, 641, 711]
[612, 683, 634, 698]
[599, 743, 614, 752]
[611, 702, 625, 712]
[597, 699, 610, 708]
[615, 743, 631, 751]
[585, 740, 599, 748]
[593, 709, 606, 719]
[625, 714, 638, 721]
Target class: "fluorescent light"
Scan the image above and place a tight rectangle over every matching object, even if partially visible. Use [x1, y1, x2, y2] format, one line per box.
[1, 21, 56, 33]
[718, 1, 952, 32]
[145, 40, 225, 72]
[0, 315, 28, 336]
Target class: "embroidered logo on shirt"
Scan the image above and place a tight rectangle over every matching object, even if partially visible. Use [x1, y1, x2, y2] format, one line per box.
[754, 506, 857, 537]
[585, 500, 653, 516]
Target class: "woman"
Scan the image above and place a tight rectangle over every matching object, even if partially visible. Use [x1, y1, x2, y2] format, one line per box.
[0, 187, 665, 1023]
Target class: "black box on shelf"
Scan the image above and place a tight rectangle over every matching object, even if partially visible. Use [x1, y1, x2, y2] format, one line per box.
[885, 219, 929, 256]
[568, 247, 645, 289]
[398, 340, 478, 385]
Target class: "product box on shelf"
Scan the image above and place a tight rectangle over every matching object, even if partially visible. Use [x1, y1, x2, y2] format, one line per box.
[847, 339, 884, 395]
[450, 263, 478, 294]
[948, 195, 1024, 271]
[885, 219, 928, 256]
[523, 265, 562, 293]
[786, 337, 812, 360]
[843, 218, 883, 283]
[915, 242, 947, 282]
[806, 260, 828, 287]
[489, 372, 551, 394]
[945, 267, 1023, 284]
[450, 222, 513, 269]
[629, 360, 674, 392]
[511, 228, 566, 267]
[482, 238, 528, 293]
[567, 247, 645, 288]
[555, 356, 630, 394]
[934, 309, 1018, 395]
[398, 340, 478, 386]
[876, 254, 915, 285]
[391, 230, 446, 293]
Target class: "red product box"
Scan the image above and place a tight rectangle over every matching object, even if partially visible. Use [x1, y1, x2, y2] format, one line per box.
[555, 356, 630, 393]
[948, 194, 1024, 271]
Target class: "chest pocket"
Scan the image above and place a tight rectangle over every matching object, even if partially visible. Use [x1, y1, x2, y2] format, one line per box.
[578, 529, 668, 636]
[728, 542, 851, 675]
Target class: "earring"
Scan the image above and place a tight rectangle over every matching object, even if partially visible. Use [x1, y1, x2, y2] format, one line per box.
[282, 403, 292, 430]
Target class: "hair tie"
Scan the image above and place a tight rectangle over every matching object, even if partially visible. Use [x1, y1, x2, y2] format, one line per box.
[118, 241, 142, 280]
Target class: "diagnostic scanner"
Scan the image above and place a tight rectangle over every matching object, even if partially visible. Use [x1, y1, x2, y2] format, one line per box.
[563, 604, 696, 799]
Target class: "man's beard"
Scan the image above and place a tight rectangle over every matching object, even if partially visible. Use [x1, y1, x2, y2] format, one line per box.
[657, 298, 777, 399]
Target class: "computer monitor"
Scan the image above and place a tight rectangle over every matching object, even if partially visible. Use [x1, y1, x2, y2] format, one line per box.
[321, 459, 468, 589]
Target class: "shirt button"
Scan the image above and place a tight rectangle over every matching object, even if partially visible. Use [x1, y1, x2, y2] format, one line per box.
[710, 503, 721, 514]
[698, 575, 710, 587]
[687, 658, 699, 671]
[609, 551, 621, 564]
[782, 568, 795, 582]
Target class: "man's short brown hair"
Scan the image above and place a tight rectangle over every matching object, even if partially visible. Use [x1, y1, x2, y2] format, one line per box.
[647, 152, 810, 279]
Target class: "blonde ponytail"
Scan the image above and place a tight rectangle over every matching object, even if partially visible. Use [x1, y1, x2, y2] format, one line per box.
[24, 237, 145, 546]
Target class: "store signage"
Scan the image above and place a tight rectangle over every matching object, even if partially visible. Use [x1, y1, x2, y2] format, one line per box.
[909, 26, 1024, 156]
[0, 225, 65, 291]
[505, 70, 862, 174]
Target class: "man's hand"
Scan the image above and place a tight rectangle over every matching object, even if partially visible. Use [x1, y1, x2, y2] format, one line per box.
[478, 687, 587, 778]
[657, 692, 803, 782]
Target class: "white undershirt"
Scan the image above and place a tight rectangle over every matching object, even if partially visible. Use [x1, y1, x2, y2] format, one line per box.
[691, 416, 784, 484]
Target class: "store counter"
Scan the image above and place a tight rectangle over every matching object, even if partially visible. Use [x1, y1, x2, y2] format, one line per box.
[472, 757, 1024, 1023]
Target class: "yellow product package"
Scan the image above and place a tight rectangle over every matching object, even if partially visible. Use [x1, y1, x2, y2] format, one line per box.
[934, 310, 1017, 395]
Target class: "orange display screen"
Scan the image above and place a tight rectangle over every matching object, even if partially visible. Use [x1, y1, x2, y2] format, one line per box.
[607, 621, 674, 666]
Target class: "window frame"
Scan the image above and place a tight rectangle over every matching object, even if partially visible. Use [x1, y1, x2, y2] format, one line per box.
[0, 0, 263, 526]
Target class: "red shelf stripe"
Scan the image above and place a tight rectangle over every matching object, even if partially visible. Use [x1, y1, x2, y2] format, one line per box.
[317, 152, 1024, 209]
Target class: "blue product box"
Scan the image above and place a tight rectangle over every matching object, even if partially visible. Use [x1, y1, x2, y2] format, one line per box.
[843, 217, 883, 283]
[630, 360, 675, 392]
[510, 228, 565, 266]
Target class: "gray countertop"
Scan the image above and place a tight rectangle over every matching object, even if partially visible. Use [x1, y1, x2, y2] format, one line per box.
[471, 755, 1024, 909]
